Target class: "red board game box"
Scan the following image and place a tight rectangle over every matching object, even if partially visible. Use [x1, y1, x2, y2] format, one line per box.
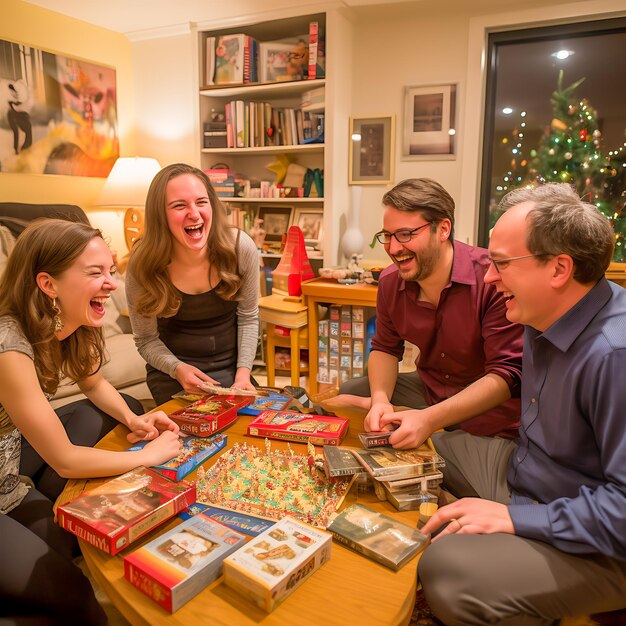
[168, 394, 252, 437]
[57, 468, 196, 555]
[246, 410, 349, 446]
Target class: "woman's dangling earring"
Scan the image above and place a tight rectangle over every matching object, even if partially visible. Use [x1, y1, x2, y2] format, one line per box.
[52, 298, 63, 333]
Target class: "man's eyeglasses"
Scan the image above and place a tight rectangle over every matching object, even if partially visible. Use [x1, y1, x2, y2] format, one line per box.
[489, 254, 540, 272]
[375, 223, 431, 245]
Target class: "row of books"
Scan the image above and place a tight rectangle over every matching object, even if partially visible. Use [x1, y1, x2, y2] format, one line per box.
[218, 100, 324, 149]
[204, 21, 325, 87]
[318, 305, 377, 386]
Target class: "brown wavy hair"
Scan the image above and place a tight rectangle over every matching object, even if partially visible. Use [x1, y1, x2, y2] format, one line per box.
[0, 219, 106, 395]
[127, 163, 241, 317]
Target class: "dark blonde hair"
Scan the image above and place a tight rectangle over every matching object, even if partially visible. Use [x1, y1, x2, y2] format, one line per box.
[128, 163, 241, 317]
[498, 183, 614, 284]
[0, 219, 106, 394]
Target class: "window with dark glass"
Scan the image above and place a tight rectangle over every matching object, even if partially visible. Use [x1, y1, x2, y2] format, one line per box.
[478, 18, 626, 261]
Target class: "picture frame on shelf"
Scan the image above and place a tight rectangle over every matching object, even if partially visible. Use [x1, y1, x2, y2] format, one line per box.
[259, 37, 309, 83]
[292, 207, 323, 248]
[402, 83, 457, 159]
[349, 115, 395, 185]
[258, 206, 293, 243]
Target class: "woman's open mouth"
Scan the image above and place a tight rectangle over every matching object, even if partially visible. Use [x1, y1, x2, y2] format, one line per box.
[90, 296, 108, 315]
[184, 223, 204, 240]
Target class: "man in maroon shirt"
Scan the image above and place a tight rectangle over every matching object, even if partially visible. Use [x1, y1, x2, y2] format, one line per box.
[338, 178, 522, 448]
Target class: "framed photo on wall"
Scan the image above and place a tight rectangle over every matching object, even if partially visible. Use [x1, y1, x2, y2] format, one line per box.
[402, 83, 457, 159]
[292, 208, 323, 247]
[258, 206, 293, 243]
[349, 115, 395, 185]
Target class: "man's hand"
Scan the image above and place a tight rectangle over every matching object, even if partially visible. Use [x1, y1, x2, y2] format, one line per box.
[379, 408, 435, 449]
[174, 362, 218, 393]
[364, 400, 395, 432]
[421, 498, 515, 541]
[126, 410, 180, 444]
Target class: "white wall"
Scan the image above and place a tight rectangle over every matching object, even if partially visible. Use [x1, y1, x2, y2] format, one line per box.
[129, 0, 626, 264]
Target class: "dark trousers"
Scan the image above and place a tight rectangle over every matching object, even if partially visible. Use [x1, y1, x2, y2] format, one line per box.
[1, 394, 142, 626]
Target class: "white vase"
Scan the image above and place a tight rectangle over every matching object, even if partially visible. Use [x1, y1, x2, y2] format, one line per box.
[341, 186, 365, 260]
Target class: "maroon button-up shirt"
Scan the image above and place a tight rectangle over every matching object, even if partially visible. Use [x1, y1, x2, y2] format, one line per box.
[371, 241, 522, 438]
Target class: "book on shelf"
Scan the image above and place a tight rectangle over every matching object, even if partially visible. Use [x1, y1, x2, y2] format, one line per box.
[326, 504, 429, 571]
[168, 394, 252, 437]
[307, 20, 325, 79]
[127, 434, 228, 482]
[222, 517, 332, 612]
[124, 513, 246, 612]
[205, 36, 216, 86]
[57, 467, 195, 555]
[323, 446, 366, 478]
[180, 503, 276, 536]
[246, 410, 349, 446]
[353, 446, 445, 481]
[212, 34, 257, 85]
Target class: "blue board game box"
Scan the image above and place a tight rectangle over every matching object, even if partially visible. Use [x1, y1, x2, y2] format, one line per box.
[180, 503, 275, 536]
[128, 433, 227, 481]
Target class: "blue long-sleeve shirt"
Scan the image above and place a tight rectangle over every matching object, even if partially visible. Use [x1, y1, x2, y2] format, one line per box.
[507, 278, 626, 561]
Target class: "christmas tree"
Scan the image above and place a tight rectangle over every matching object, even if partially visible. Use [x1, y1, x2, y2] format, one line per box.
[496, 70, 626, 262]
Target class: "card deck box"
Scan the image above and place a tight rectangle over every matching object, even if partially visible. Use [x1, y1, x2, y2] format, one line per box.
[381, 472, 444, 492]
[246, 410, 349, 446]
[223, 517, 332, 612]
[383, 482, 440, 512]
[326, 504, 429, 570]
[57, 468, 195, 555]
[128, 434, 227, 481]
[168, 394, 251, 436]
[353, 446, 445, 481]
[124, 513, 246, 612]
[323, 446, 366, 478]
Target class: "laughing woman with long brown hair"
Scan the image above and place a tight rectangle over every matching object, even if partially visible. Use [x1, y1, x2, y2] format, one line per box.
[125, 163, 259, 405]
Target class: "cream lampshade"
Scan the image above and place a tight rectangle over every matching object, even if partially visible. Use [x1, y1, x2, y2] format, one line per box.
[96, 157, 161, 252]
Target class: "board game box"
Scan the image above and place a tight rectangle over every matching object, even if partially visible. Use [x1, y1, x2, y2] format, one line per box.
[168, 395, 251, 436]
[238, 393, 296, 416]
[128, 434, 227, 481]
[246, 410, 349, 446]
[381, 472, 444, 493]
[57, 468, 196, 555]
[124, 513, 246, 612]
[323, 446, 366, 478]
[326, 504, 430, 570]
[353, 446, 445, 481]
[180, 503, 275, 537]
[223, 517, 332, 612]
[195, 440, 354, 528]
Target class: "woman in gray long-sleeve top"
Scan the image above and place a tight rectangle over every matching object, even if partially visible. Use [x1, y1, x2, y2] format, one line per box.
[126, 163, 259, 406]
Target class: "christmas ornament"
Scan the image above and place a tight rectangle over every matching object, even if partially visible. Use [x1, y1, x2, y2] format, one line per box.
[559, 171, 571, 182]
[564, 152, 573, 160]
[593, 130, 601, 139]
[549, 148, 555, 156]
[551, 118, 568, 131]
[579, 129, 588, 141]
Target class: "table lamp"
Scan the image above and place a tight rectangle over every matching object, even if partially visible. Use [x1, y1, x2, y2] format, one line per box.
[96, 157, 161, 252]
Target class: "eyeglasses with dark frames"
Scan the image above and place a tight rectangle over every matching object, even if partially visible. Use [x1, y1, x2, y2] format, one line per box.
[489, 254, 541, 272]
[375, 222, 431, 245]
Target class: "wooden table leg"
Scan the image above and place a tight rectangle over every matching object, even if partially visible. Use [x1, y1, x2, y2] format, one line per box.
[290, 327, 301, 387]
[266, 324, 276, 388]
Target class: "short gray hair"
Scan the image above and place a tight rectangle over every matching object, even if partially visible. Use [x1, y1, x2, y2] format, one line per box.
[497, 183, 614, 284]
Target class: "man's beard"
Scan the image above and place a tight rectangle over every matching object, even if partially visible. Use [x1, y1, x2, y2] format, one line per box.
[397, 238, 440, 282]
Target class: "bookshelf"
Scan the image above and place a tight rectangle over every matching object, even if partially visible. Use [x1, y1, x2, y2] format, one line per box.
[194, 5, 352, 265]
[196, 13, 330, 264]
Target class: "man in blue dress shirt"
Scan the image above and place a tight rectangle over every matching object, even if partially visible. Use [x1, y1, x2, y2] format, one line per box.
[419, 183, 626, 624]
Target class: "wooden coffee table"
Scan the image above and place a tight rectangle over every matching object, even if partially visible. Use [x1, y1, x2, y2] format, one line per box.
[55, 400, 421, 626]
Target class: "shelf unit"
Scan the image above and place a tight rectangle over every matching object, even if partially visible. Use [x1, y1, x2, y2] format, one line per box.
[194, 9, 354, 268]
[197, 14, 326, 258]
